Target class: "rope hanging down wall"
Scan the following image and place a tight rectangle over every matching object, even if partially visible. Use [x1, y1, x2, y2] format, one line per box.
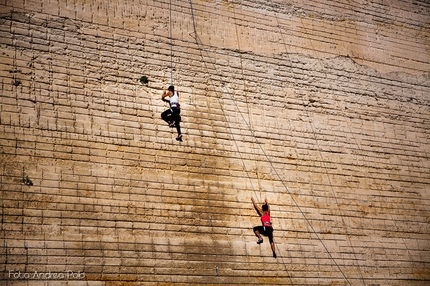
[268, 6, 358, 284]
[169, 0, 173, 85]
[294, 14, 365, 285]
[188, 1, 352, 285]
[188, 0, 262, 202]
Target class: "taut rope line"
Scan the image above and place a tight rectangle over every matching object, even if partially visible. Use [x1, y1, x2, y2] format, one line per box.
[169, 0, 173, 85]
[188, 1, 352, 285]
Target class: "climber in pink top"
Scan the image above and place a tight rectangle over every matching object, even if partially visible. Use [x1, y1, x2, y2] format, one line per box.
[252, 197, 277, 258]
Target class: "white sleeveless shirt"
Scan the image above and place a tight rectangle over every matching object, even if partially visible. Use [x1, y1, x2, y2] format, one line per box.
[169, 91, 179, 107]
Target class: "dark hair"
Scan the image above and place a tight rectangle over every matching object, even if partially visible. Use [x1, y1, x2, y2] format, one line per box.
[168, 85, 175, 92]
[262, 204, 268, 211]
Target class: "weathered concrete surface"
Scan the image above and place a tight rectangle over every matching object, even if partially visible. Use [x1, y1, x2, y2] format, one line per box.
[0, 0, 429, 285]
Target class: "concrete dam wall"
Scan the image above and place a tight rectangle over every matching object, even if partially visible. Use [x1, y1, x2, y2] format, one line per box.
[0, 0, 429, 285]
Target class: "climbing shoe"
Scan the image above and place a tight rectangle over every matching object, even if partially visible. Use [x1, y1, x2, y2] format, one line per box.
[257, 238, 263, 244]
[176, 134, 183, 142]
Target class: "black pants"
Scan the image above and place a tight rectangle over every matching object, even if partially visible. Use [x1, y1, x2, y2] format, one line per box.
[161, 107, 181, 135]
[253, 226, 274, 243]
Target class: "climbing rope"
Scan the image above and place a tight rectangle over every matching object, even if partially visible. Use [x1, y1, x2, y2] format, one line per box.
[169, 0, 173, 85]
[188, 1, 261, 201]
[187, 28, 296, 284]
[188, 1, 352, 285]
[191, 32, 261, 201]
[275, 13, 354, 284]
[293, 14, 367, 285]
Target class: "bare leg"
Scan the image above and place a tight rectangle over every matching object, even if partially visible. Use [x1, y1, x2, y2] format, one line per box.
[271, 242, 276, 253]
[254, 229, 262, 240]
[254, 229, 264, 244]
[271, 242, 277, 258]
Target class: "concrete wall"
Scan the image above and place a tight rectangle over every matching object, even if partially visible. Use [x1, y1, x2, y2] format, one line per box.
[0, 0, 429, 285]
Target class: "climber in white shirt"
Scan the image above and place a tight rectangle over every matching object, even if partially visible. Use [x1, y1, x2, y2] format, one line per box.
[161, 85, 182, 141]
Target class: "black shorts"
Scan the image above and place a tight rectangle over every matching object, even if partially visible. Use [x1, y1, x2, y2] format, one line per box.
[253, 226, 274, 243]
